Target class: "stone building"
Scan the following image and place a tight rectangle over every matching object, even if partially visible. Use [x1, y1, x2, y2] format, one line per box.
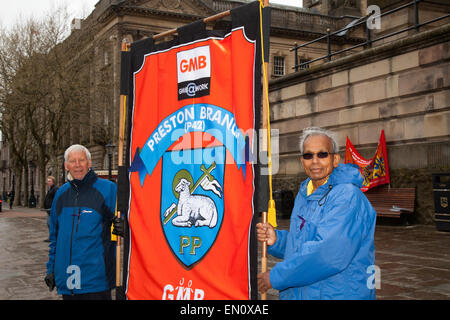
[269, 0, 449, 224]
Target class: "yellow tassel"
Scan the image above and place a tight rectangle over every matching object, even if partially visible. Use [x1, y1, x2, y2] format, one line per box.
[111, 202, 118, 241]
[268, 199, 277, 228]
[111, 225, 117, 242]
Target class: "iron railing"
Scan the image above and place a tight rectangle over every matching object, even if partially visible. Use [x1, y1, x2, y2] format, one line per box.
[291, 0, 450, 72]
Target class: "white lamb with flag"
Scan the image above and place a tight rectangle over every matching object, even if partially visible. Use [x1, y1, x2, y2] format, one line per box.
[172, 178, 218, 228]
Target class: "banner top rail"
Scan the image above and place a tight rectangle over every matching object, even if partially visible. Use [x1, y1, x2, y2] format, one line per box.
[153, 10, 231, 41]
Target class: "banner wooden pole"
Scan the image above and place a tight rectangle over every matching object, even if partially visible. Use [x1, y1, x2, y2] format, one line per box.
[261, 0, 269, 301]
[261, 211, 268, 300]
[153, 10, 231, 41]
[116, 40, 130, 289]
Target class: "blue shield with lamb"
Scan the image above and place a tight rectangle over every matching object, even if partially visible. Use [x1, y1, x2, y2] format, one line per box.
[161, 146, 225, 269]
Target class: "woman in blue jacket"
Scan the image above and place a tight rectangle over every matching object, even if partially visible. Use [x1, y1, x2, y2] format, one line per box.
[257, 127, 376, 300]
[45, 144, 117, 300]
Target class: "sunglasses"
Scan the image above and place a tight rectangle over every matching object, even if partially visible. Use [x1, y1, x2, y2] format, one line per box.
[301, 152, 333, 160]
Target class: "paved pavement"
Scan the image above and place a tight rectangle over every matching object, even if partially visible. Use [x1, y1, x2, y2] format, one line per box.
[1, 205, 450, 300]
[0, 206, 59, 300]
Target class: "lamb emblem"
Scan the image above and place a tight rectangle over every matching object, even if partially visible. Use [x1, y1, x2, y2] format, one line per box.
[172, 178, 217, 228]
[163, 162, 222, 229]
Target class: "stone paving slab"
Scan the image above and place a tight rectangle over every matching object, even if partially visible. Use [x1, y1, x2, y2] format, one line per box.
[1, 206, 450, 300]
[0, 207, 59, 300]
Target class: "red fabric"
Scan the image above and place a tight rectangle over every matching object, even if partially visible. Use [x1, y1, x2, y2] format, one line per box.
[345, 130, 390, 192]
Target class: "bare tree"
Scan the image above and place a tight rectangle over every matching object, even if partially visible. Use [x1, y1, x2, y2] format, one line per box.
[0, 6, 97, 207]
[0, 19, 38, 206]
[0, 0, 122, 208]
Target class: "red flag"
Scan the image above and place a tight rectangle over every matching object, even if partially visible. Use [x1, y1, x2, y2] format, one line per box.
[123, 2, 262, 300]
[345, 130, 390, 192]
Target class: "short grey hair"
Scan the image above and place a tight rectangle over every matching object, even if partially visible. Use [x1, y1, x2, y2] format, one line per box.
[64, 144, 92, 162]
[299, 127, 339, 154]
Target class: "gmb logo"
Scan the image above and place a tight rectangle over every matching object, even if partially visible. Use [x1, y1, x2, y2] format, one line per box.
[177, 46, 211, 100]
[177, 46, 210, 83]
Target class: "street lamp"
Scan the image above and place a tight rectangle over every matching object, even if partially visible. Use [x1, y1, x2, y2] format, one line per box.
[105, 142, 116, 181]
[2, 176, 5, 201]
[28, 160, 36, 208]
[62, 161, 66, 184]
[10, 173, 15, 210]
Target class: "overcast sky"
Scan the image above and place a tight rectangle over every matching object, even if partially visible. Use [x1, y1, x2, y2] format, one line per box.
[271, 0, 303, 8]
[0, 0, 303, 29]
[0, 0, 98, 29]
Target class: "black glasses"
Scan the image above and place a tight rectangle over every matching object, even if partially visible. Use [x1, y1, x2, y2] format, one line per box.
[301, 152, 333, 160]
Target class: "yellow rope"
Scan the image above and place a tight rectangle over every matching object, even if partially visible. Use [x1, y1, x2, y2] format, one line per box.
[259, 0, 277, 228]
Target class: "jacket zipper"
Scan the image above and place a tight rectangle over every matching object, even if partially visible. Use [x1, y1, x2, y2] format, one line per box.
[69, 183, 79, 295]
[76, 208, 81, 233]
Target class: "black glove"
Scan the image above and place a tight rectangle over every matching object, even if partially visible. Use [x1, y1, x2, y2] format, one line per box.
[115, 286, 126, 300]
[45, 273, 55, 292]
[112, 216, 125, 237]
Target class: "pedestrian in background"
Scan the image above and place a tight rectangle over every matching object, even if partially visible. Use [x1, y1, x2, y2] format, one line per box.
[43, 176, 58, 242]
[257, 126, 377, 300]
[45, 144, 117, 300]
[8, 190, 14, 210]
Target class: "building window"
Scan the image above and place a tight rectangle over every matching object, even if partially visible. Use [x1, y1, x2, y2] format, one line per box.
[273, 56, 285, 77]
[298, 58, 310, 70]
[104, 50, 109, 66]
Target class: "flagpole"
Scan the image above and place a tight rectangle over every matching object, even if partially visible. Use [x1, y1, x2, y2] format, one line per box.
[261, 211, 268, 300]
[116, 40, 130, 293]
[153, 10, 231, 41]
[261, 0, 270, 301]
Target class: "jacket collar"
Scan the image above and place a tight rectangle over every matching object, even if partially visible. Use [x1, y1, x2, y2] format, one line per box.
[301, 178, 331, 200]
[300, 164, 363, 199]
[69, 169, 97, 190]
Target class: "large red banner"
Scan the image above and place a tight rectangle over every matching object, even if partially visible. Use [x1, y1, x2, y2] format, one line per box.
[345, 130, 390, 192]
[123, 2, 262, 300]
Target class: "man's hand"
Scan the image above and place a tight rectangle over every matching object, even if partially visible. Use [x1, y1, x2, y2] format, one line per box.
[44, 273, 55, 292]
[256, 222, 276, 246]
[258, 272, 272, 294]
[112, 216, 125, 237]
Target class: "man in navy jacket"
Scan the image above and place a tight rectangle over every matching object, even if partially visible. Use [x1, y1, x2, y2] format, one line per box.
[45, 144, 117, 300]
